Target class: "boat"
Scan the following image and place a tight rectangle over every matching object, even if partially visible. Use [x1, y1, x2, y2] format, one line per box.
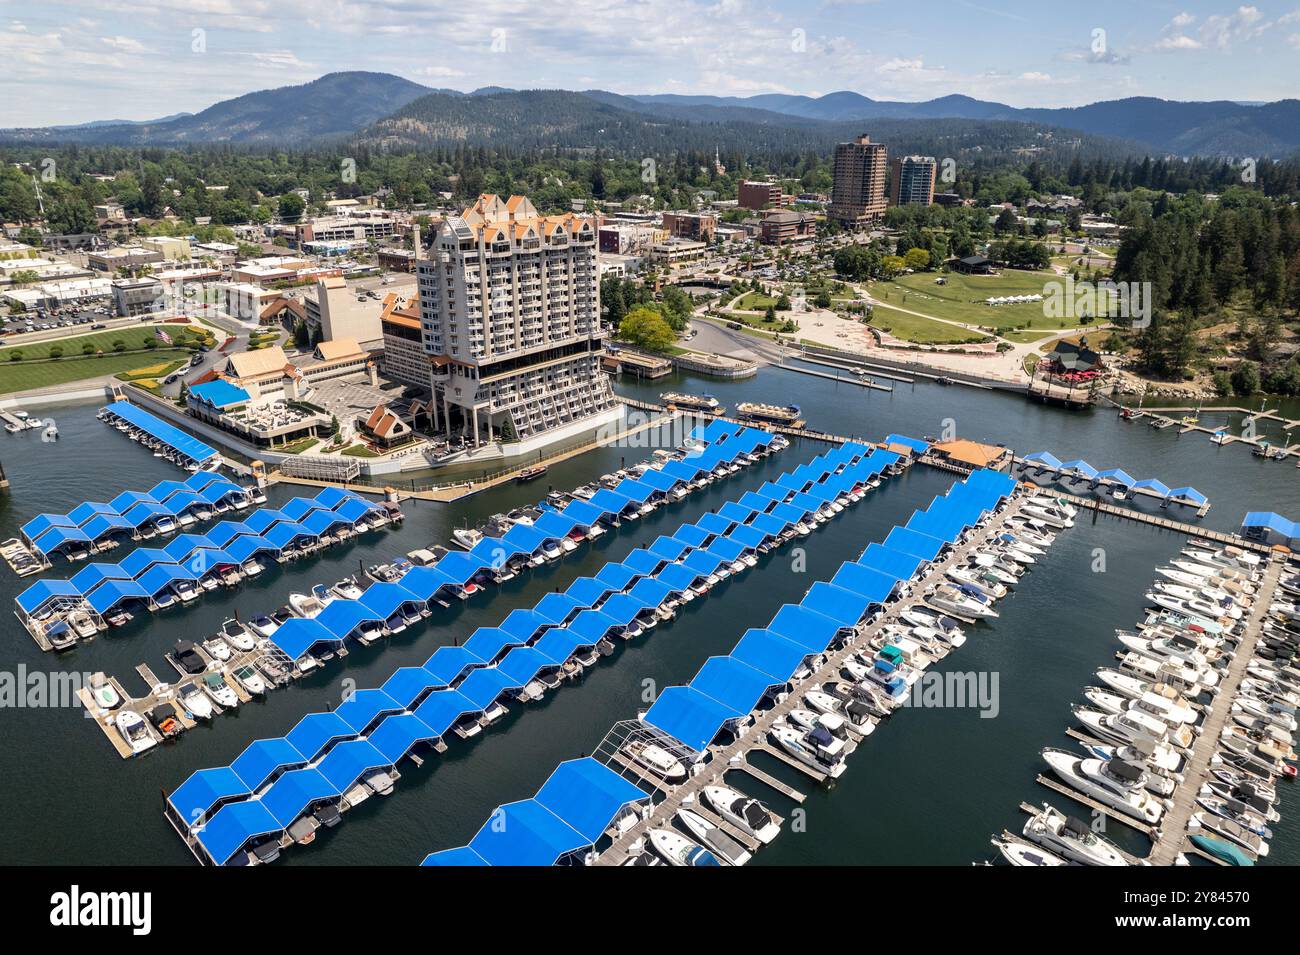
[330, 577, 365, 600]
[660, 392, 722, 413]
[1041, 748, 1164, 824]
[994, 837, 1069, 867]
[67, 610, 98, 640]
[202, 637, 231, 663]
[115, 711, 156, 755]
[91, 681, 120, 710]
[452, 527, 484, 550]
[202, 673, 238, 709]
[232, 665, 266, 695]
[927, 583, 999, 619]
[804, 690, 876, 737]
[624, 740, 687, 782]
[676, 809, 751, 865]
[1021, 803, 1131, 866]
[735, 401, 802, 426]
[770, 724, 846, 778]
[647, 828, 721, 867]
[514, 465, 548, 484]
[1191, 812, 1267, 858]
[249, 614, 280, 638]
[289, 591, 327, 619]
[1189, 833, 1253, 866]
[702, 785, 781, 844]
[220, 619, 256, 653]
[178, 682, 213, 720]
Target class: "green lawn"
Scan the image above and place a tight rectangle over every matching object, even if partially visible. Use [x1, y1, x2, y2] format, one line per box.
[0, 349, 190, 393]
[877, 270, 1072, 333]
[340, 444, 380, 458]
[867, 303, 989, 345]
[276, 437, 320, 454]
[0, 324, 211, 362]
[734, 291, 780, 311]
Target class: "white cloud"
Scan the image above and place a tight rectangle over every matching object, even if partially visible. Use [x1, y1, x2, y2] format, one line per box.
[100, 35, 148, 53]
[1154, 34, 1203, 51]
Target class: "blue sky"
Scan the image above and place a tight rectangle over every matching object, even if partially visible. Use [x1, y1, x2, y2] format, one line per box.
[3, 1, 1299, 126]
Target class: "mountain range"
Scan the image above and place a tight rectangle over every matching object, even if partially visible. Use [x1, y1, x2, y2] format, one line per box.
[3, 71, 1298, 158]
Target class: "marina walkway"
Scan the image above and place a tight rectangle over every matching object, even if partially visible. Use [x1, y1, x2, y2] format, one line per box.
[1146, 557, 1285, 865]
[592, 492, 1031, 865]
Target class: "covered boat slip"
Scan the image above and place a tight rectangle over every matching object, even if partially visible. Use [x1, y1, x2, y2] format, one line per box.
[1020, 451, 1208, 509]
[15, 488, 382, 624]
[101, 400, 219, 467]
[422, 466, 1020, 865]
[21, 472, 253, 558]
[422, 759, 651, 866]
[169, 440, 891, 865]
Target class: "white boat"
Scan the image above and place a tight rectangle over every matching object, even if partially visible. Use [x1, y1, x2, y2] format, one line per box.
[203, 674, 239, 709]
[178, 682, 213, 720]
[804, 690, 876, 736]
[248, 614, 279, 638]
[452, 527, 483, 549]
[233, 665, 266, 696]
[625, 740, 687, 782]
[1021, 804, 1131, 866]
[330, 577, 365, 600]
[202, 637, 231, 663]
[1073, 705, 1186, 757]
[115, 711, 156, 755]
[928, 583, 999, 619]
[647, 828, 721, 867]
[1020, 503, 1074, 528]
[770, 724, 846, 778]
[240, 558, 263, 578]
[676, 809, 751, 866]
[1042, 748, 1164, 824]
[946, 565, 1007, 599]
[702, 785, 781, 844]
[289, 591, 327, 619]
[91, 681, 120, 710]
[995, 837, 1069, 866]
[1119, 650, 1218, 692]
[220, 619, 255, 652]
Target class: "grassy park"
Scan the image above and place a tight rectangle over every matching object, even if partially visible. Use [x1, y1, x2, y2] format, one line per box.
[877, 269, 1085, 336]
[0, 324, 212, 395]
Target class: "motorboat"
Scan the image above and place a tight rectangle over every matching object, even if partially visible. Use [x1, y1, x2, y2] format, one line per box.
[240, 558, 263, 578]
[1231, 697, 1297, 732]
[1118, 651, 1217, 692]
[946, 565, 1006, 599]
[676, 809, 751, 866]
[1117, 632, 1212, 670]
[178, 682, 213, 720]
[624, 740, 687, 783]
[1200, 783, 1277, 826]
[1189, 833, 1254, 866]
[1021, 804, 1131, 866]
[647, 828, 721, 867]
[202, 637, 232, 663]
[1078, 741, 1180, 792]
[1190, 812, 1268, 858]
[804, 690, 876, 737]
[770, 724, 846, 778]
[1073, 705, 1186, 755]
[220, 619, 255, 653]
[702, 785, 781, 844]
[90, 680, 120, 710]
[228, 664, 263, 695]
[289, 591, 327, 619]
[202, 673, 239, 709]
[249, 614, 280, 638]
[994, 837, 1069, 867]
[452, 527, 484, 550]
[1021, 502, 1074, 529]
[115, 711, 156, 755]
[330, 577, 365, 601]
[928, 583, 999, 619]
[1042, 748, 1164, 824]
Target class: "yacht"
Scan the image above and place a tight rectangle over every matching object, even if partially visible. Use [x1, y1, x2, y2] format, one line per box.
[202, 673, 239, 709]
[1118, 651, 1218, 692]
[624, 740, 687, 783]
[804, 690, 876, 737]
[1073, 705, 1186, 755]
[770, 724, 846, 778]
[946, 566, 1007, 599]
[702, 785, 781, 844]
[1021, 502, 1074, 529]
[676, 809, 751, 866]
[233, 665, 266, 696]
[452, 527, 484, 550]
[927, 583, 999, 619]
[1079, 740, 1181, 791]
[330, 577, 365, 600]
[202, 637, 231, 663]
[115, 711, 156, 755]
[1042, 748, 1165, 824]
[994, 837, 1069, 867]
[647, 828, 721, 867]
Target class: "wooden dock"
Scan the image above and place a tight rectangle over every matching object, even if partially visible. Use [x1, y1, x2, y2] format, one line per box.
[1144, 557, 1284, 865]
[592, 493, 1037, 865]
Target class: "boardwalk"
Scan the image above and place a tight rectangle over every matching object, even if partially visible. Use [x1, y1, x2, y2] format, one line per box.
[1145, 557, 1285, 865]
[592, 493, 1033, 865]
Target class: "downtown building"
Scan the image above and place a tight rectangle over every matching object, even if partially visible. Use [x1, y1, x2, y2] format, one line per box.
[416, 195, 620, 451]
[890, 155, 937, 206]
[829, 134, 888, 227]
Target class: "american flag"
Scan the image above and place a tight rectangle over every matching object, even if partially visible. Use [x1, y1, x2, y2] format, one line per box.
[155, 328, 172, 345]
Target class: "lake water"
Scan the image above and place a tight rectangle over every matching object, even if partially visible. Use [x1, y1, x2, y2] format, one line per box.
[0, 369, 1295, 866]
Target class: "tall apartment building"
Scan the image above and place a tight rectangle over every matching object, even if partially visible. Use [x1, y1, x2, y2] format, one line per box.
[416, 195, 619, 449]
[379, 292, 432, 389]
[829, 134, 888, 227]
[890, 156, 937, 206]
[738, 179, 783, 210]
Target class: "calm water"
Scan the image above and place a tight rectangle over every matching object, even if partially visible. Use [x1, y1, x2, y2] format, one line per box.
[0, 369, 1296, 866]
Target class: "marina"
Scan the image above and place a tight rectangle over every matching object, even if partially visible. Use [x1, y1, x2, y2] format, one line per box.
[163, 437, 892, 864]
[87, 422, 783, 757]
[3, 367, 1300, 868]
